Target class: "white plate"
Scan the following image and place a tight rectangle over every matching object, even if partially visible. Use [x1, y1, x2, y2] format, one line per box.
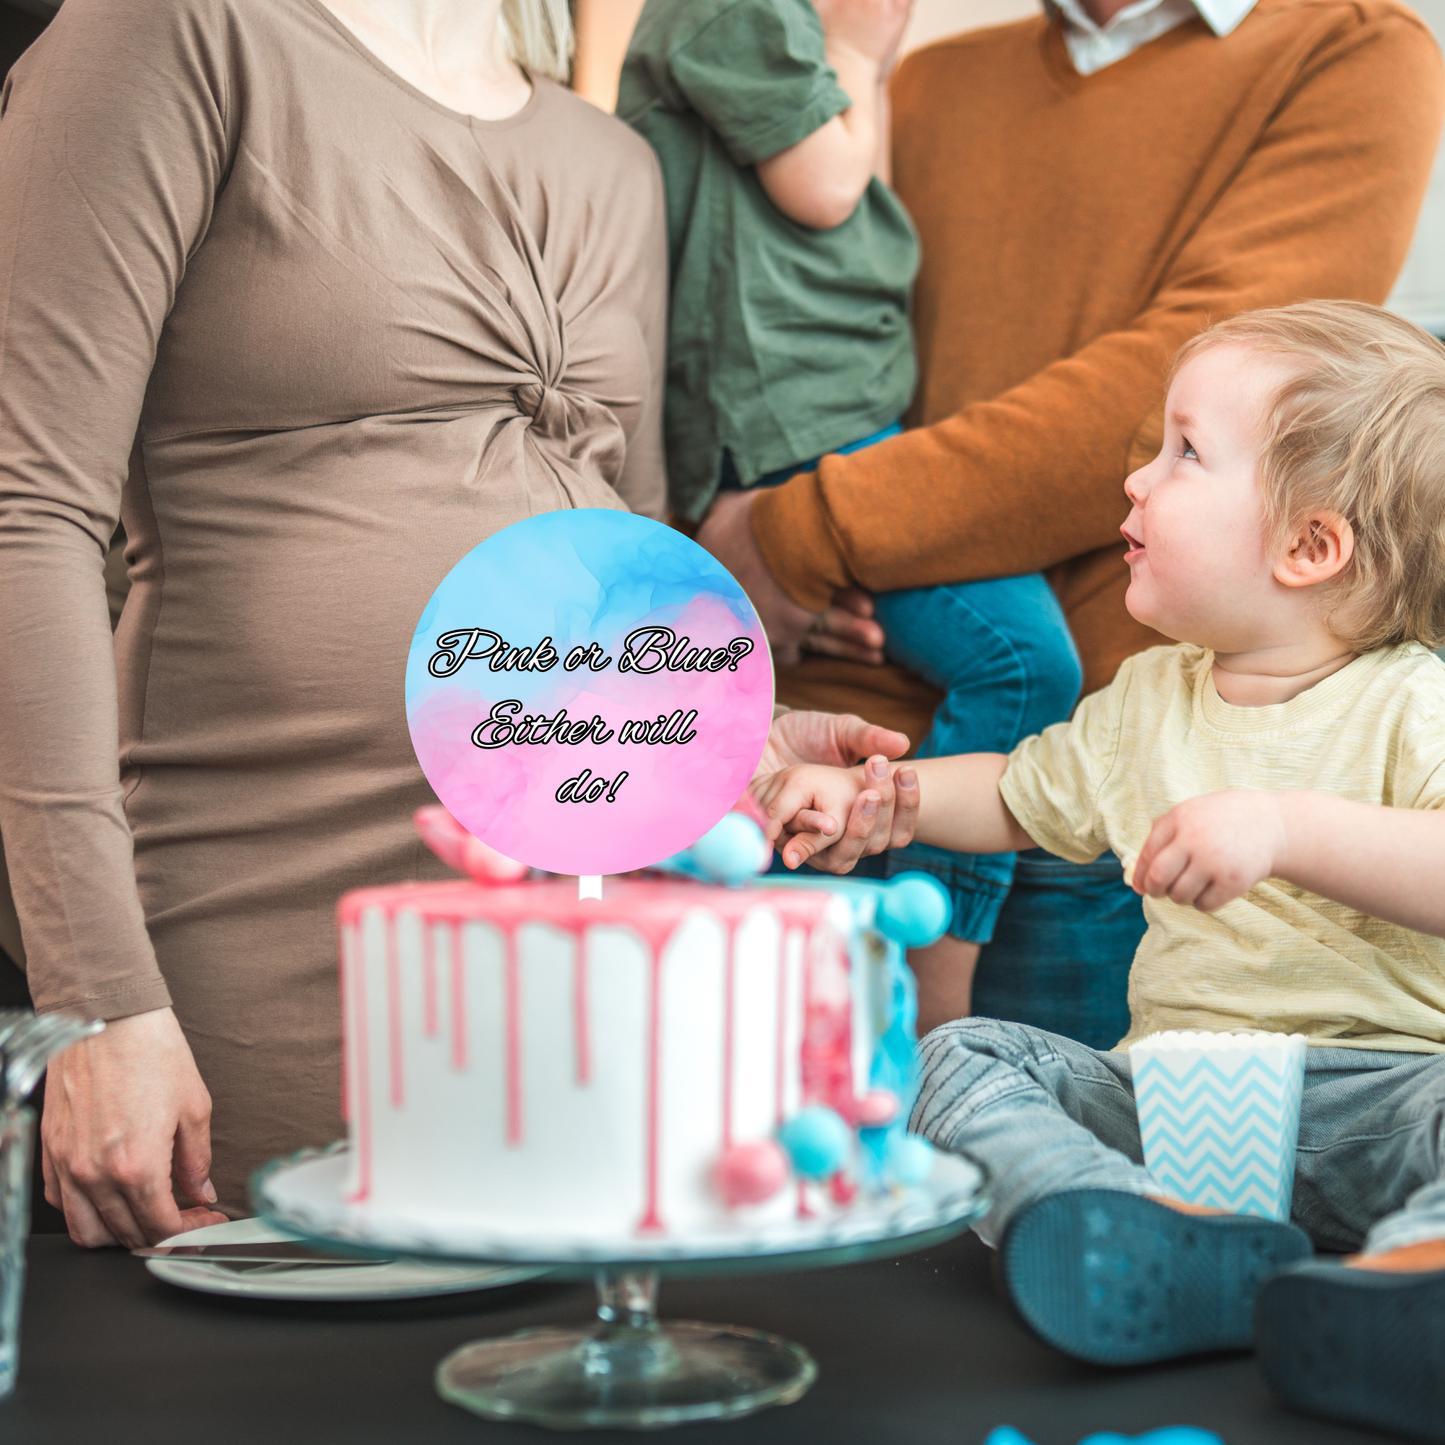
[144, 1217, 546, 1301]
[253, 1145, 989, 1267]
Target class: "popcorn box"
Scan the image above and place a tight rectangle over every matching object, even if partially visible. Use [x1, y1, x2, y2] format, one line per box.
[1128, 1030, 1307, 1222]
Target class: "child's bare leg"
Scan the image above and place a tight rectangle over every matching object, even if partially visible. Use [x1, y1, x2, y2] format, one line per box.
[1347, 1238, 1445, 1271]
[1155, 1198, 1229, 1217]
[908, 935, 979, 1034]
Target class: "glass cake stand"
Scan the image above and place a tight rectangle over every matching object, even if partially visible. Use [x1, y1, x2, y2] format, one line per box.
[252, 1144, 990, 1430]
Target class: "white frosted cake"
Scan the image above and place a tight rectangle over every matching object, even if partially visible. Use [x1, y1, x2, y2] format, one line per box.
[333, 815, 945, 1249]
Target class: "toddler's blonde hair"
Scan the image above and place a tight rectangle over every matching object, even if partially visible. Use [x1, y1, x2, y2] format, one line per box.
[501, 0, 572, 83]
[1174, 300, 1445, 652]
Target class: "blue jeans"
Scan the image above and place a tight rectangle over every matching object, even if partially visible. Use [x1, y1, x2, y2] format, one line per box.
[914, 1017, 1445, 1255]
[972, 849, 1143, 1051]
[725, 425, 1084, 943]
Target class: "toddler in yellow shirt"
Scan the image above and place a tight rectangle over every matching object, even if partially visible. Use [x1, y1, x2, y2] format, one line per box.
[754, 300, 1445, 1440]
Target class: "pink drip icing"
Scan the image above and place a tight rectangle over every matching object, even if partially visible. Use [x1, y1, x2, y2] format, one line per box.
[337, 927, 349, 1124]
[721, 917, 740, 1150]
[450, 920, 467, 1071]
[386, 915, 404, 1108]
[422, 922, 439, 1038]
[775, 928, 790, 1128]
[574, 929, 592, 1086]
[331, 880, 838, 1235]
[348, 924, 373, 1203]
[628, 912, 684, 1237]
[503, 924, 523, 1147]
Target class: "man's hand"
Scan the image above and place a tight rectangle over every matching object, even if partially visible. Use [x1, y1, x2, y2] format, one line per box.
[756, 709, 919, 872]
[1131, 790, 1288, 913]
[803, 585, 887, 665]
[694, 491, 818, 665]
[41, 1006, 227, 1248]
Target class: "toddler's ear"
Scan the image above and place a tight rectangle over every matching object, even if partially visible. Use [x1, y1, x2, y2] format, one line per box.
[1274, 510, 1354, 589]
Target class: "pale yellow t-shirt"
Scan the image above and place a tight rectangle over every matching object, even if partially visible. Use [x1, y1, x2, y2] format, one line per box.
[998, 643, 1445, 1052]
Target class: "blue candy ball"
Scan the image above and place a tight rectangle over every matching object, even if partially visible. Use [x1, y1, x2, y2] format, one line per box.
[885, 1133, 936, 1186]
[776, 1106, 853, 1180]
[875, 873, 952, 947]
[691, 813, 770, 885]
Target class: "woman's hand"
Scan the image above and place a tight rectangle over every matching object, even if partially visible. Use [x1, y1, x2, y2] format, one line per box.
[41, 1007, 227, 1248]
[756, 710, 919, 872]
[803, 585, 887, 665]
[694, 492, 819, 666]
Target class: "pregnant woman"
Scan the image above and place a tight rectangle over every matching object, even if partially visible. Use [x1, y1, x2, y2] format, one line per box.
[0, 0, 665, 1243]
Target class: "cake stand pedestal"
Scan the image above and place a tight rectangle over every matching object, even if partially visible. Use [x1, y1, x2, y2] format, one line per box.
[253, 1145, 989, 1430]
[436, 1266, 812, 1428]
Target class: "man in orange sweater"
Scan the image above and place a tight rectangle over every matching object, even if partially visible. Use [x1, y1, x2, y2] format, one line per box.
[700, 0, 1444, 1041]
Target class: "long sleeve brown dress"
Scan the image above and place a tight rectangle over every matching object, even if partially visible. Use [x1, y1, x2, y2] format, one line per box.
[0, 0, 667, 1212]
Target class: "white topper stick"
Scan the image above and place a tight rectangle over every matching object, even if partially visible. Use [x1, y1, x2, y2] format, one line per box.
[579, 876, 603, 901]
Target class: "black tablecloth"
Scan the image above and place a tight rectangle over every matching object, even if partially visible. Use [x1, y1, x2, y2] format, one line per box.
[5, 1233, 1402, 1445]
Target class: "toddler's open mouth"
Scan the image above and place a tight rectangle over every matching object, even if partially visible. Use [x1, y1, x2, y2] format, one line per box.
[1121, 525, 1144, 557]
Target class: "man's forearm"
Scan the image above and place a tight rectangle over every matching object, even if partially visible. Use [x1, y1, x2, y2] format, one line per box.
[1276, 793, 1445, 938]
[907, 754, 1035, 855]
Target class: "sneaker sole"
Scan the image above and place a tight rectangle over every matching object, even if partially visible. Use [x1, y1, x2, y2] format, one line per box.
[1002, 1188, 1312, 1366]
[1256, 1264, 1445, 1443]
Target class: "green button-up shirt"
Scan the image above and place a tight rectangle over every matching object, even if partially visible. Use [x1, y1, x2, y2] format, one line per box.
[619, 0, 920, 521]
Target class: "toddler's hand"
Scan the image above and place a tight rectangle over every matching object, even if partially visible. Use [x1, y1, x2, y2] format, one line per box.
[813, 0, 914, 71]
[751, 758, 879, 870]
[1132, 790, 1288, 913]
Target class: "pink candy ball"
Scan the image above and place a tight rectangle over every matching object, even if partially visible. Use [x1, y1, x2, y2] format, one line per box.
[855, 1089, 901, 1128]
[711, 1140, 791, 1207]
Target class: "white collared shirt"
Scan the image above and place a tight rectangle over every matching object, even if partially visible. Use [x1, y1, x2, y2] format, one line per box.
[1045, 0, 1258, 74]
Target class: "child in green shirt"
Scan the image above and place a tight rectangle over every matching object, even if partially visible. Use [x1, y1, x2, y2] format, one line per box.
[620, 0, 1086, 976]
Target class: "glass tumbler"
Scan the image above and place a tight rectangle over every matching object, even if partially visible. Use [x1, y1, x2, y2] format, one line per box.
[0, 1104, 34, 1400]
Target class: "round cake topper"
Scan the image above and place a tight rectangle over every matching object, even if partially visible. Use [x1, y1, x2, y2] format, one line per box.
[405, 510, 774, 876]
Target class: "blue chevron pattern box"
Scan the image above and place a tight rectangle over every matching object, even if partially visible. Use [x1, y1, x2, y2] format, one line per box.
[1128, 1031, 1307, 1221]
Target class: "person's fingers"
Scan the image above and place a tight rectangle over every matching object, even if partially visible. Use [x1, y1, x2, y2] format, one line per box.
[830, 584, 876, 619]
[1193, 881, 1237, 914]
[175, 1205, 231, 1233]
[173, 1100, 218, 1210]
[1140, 842, 1189, 900]
[781, 831, 831, 870]
[1132, 816, 1176, 894]
[86, 1157, 187, 1249]
[759, 775, 824, 840]
[791, 808, 839, 835]
[833, 717, 910, 765]
[813, 603, 885, 650]
[41, 1137, 61, 1212]
[1166, 863, 1211, 909]
[54, 1175, 120, 1249]
[800, 631, 886, 666]
[771, 640, 803, 670]
[804, 792, 881, 874]
[889, 767, 920, 848]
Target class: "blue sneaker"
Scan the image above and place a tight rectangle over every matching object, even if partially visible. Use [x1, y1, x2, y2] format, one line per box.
[1255, 1257, 1445, 1443]
[1000, 1188, 1311, 1365]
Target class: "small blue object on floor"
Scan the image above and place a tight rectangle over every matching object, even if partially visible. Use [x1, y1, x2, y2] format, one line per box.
[1255, 1257, 1445, 1444]
[984, 1426, 1225, 1444]
[1000, 1188, 1311, 1366]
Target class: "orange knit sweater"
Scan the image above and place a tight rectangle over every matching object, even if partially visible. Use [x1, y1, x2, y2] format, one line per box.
[757, 0, 1443, 746]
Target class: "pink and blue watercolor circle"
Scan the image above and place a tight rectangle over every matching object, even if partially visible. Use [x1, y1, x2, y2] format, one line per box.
[405, 510, 774, 876]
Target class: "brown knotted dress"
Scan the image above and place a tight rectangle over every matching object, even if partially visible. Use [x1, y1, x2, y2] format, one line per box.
[0, 0, 667, 1212]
